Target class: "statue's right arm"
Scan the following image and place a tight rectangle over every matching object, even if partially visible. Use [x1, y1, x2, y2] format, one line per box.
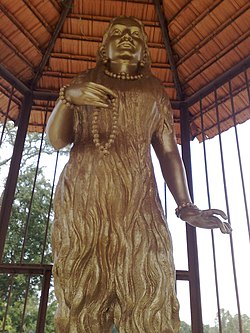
[46, 100, 74, 150]
[46, 82, 117, 150]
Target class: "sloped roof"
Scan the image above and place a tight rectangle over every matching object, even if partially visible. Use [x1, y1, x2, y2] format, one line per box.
[0, 0, 249, 141]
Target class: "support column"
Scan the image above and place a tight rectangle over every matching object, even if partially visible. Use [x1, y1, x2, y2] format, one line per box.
[0, 92, 33, 261]
[180, 106, 203, 332]
[153, 0, 204, 330]
[36, 268, 52, 333]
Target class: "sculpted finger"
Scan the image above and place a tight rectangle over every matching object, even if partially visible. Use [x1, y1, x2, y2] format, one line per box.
[91, 101, 109, 108]
[210, 209, 228, 219]
[84, 97, 109, 108]
[223, 222, 232, 234]
[201, 209, 227, 220]
[84, 87, 110, 101]
[220, 223, 229, 234]
[87, 82, 118, 98]
[84, 90, 109, 105]
[219, 222, 232, 234]
[84, 87, 117, 106]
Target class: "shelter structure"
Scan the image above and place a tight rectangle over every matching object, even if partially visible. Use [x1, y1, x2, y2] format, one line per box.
[0, 1, 249, 332]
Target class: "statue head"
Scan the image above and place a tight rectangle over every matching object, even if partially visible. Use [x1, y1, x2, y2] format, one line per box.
[97, 16, 151, 72]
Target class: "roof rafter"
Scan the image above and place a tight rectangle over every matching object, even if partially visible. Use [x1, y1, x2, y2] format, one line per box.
[0, 33, 35, 69]
[191, 84, 249, 123]
[176, 3, 250, 66]
[182, 31, 250, 88]
[0, 64, 30, 95]
[185, 55, 250, 107]
[68, 13, 160, 28]
[30, 0, 73, 89]
[171, 0, 224, 45]
[22, 0, 54, 34]
[168, 0, 192, 23]
[153, 0, 184, 100]
[195, 105, 249, 138]
[50, 0, 62, 12]
[0, 3, 40, 49]
[59, 33, 165, 49]
[0, 84, 22, 107]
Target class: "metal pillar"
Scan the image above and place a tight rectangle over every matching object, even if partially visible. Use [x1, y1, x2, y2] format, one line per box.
[180, 107, 203, 332]
[36, 268, 52, 333]
[0, 92, 33, 261]
[154, 0, 204, 330]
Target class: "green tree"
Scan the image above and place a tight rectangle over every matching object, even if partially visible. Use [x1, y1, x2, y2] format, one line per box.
[0, 122, 55, 170]
[0, 164, 55, 332]
[212, 309, 250, 333]
[0, 120, 69, 332]
[0, 122, 70, 331]
[180, 320, 192, 332]
[3, 166, 53, 264]
[179, 310, 250, 333]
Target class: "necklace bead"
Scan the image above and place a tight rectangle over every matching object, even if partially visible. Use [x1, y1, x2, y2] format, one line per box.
[104, 69, 143, 80]
[91, 97, 118, 155]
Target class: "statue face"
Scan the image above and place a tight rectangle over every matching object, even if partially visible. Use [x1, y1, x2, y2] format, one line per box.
[104, 17, 145, 64]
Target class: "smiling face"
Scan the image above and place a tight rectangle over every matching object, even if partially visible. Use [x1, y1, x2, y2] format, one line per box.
[104, 17, 146, 64]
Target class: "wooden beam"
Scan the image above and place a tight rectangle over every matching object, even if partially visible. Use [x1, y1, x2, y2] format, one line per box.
[0, 65, 29, 95]
[0, 93, 33, 261]
[182, 31, 250, 89]
[171, 0, 224, 45]
[176, 3, 250, 65]
[0, 3, 40, 49]
[0, 263, 52, 275]
[68, 13, 160, 28]
[153, 0, 184, 100]
[31, 0, 73, 89]
[186, 55, 250, 107]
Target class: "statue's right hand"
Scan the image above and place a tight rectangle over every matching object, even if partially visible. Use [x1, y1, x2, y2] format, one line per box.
[65, 82, 117, 108]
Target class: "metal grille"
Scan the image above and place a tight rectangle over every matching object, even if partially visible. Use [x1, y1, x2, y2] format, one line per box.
[189, 69, 250, 331]
[155, 67, 250, 331]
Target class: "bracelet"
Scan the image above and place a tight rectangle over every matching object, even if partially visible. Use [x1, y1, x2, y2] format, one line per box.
[175, 202, 198, 218]
[58, 85, 75, 109]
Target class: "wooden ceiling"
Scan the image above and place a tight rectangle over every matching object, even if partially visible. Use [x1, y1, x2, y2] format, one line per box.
[0, 0, 249, 141]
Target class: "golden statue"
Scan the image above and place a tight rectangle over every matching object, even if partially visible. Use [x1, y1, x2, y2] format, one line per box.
[46, 16, 232, 333]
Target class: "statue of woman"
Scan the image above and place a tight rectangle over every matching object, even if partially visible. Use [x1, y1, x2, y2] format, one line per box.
[46, 16, 231, 333]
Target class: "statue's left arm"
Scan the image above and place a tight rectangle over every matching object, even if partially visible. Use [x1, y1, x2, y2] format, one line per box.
[151, 95, 232, 234]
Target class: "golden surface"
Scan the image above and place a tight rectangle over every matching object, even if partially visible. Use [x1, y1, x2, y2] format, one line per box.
[46, 16, 231, 333]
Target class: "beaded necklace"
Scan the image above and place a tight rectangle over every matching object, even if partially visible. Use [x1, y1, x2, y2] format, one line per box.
[91, 69, 143, 155]
[91, 96, 118, 156]
[104, 69, 143, 80]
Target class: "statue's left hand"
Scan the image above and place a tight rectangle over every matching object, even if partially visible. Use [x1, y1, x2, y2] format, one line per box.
[179, 207, 232, 234]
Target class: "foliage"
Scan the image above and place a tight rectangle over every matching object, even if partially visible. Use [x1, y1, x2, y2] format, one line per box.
[0, 123, 57, 332]
[0, 281, 56, 333]
[3, 165, 53, 264]
[215, 309, 250, 333]
[180, 320, 192, 332]
[0, 122, 55, 170]
[179, 309, 250, 332]
[0, 164, 55, 331]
